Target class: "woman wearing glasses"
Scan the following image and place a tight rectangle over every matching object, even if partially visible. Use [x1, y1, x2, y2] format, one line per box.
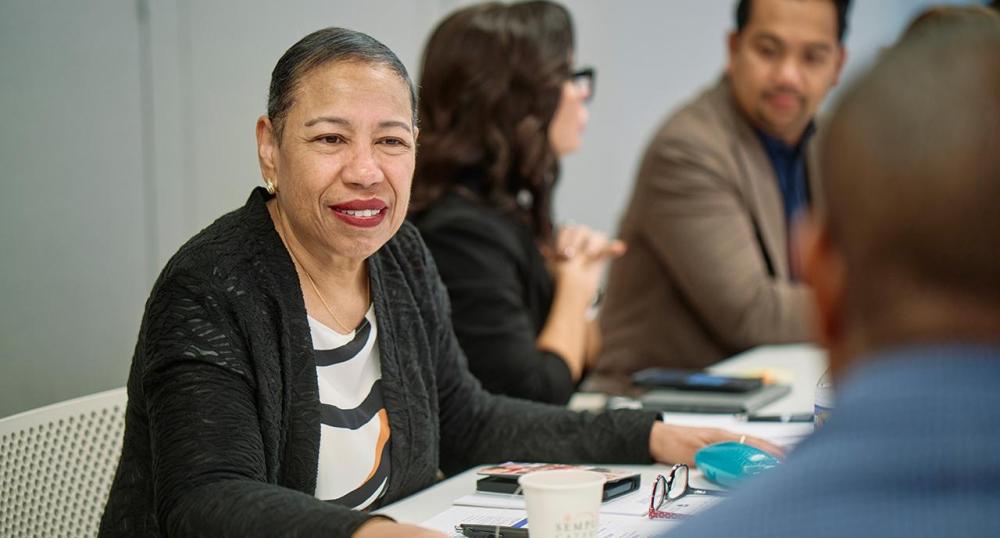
[411, 0, 616, 404]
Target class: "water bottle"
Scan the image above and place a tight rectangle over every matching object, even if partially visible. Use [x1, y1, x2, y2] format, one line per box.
[814, 367, 834, 428]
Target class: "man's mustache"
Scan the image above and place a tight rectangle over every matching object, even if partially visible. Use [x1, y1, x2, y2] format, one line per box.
[763, 87, 806, 102]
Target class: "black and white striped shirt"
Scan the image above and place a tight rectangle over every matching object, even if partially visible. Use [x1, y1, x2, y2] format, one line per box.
[310, 306, 390, 509]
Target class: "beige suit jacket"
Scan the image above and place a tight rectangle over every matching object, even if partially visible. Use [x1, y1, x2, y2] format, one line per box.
[597, 77, 816, 374]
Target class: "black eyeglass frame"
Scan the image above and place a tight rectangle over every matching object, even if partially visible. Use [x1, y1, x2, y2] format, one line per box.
[647, 464, 726, 520]
[569, 66, 596, 103]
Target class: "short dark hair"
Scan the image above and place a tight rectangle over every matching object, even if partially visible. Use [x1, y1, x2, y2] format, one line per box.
[735, 0, 851, 42]
[410, 1, 574, 243]
[820, 18, 1000, 315]
[266, 27, 416, 143]
[900, 4, 999, 42]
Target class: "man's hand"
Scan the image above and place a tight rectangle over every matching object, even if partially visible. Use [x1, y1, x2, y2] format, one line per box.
[648, 421, 784, 466]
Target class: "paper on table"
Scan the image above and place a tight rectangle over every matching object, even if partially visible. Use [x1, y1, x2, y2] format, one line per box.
[422, 505, 679, 538]
[421, 505, 524, 537]
[453, 486, 649, 516]
[660, 412, 813, 449]
[654, 491, 727, 518]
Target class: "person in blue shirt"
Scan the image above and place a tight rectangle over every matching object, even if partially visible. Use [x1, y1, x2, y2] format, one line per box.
[667, 15, 1000, 538]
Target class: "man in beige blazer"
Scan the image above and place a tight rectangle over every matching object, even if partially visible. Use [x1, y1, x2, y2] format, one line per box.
[597, 0, 849, 374]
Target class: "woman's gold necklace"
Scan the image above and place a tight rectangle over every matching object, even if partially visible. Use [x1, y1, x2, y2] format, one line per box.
[275, 207, 369, 333]
[298, 259, 368, 334]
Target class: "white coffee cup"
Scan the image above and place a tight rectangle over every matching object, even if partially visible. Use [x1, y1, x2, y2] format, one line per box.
[517, 469, 605, 538]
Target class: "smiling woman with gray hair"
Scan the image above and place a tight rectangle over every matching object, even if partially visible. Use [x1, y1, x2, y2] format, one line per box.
[98, 26, 776, 538]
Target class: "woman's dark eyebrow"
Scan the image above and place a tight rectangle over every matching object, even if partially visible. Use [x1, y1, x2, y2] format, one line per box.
[303, 116, 411, 133]
[304, 116, 350, 128]
[377, 120, 412, 133]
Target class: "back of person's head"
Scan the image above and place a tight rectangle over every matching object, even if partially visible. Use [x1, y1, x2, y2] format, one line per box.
[411, 0, 574, 242]
[814, 18, 1000, 356]
[900, 4, 999, 41]
[735, 0, 852, 42]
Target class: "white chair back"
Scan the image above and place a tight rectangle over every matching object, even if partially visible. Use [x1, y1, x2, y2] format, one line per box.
[0, 387, 127, 538]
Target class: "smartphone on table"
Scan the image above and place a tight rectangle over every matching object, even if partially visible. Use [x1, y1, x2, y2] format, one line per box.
[631, 368, 763, 393]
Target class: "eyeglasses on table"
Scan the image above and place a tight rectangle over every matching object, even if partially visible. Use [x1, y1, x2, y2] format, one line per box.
[648, 463, 727, 520]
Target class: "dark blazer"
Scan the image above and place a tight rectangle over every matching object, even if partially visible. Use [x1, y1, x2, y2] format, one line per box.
[598, 77, 816, 374]
[99, 188, 658, 538]
[411, 191, 576, 404]
[666, 345, 1000, 538]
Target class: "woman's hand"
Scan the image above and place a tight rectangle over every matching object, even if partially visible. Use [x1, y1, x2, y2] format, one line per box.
[550, 224, 626, 302]
[537, 224, 625, 380]
[353, 518, 447, 538]
[648, 421, 784, 466]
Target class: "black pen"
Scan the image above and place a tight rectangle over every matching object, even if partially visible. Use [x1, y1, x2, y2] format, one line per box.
[457, 523, 530, 538]
[746, 413, 814, 422]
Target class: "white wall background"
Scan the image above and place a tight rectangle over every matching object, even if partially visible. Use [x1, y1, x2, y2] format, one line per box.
[0, 0, 975, 417]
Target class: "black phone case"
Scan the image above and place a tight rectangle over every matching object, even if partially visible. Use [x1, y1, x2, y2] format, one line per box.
[475, 473, 641, 502]
[631, 369, 762, 393]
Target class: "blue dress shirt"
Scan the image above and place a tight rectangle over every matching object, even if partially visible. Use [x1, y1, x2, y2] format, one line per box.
[757, 124, 815, 235]
[664, 344, 1000, 538]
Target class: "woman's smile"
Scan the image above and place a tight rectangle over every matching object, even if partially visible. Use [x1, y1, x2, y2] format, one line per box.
[329, 198, 388, 228]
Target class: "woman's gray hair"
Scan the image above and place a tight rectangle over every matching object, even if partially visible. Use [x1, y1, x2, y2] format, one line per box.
[267, 27, 417, 142]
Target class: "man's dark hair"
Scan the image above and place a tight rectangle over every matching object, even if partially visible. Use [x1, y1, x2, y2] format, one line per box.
[267, 27, 416, 143]
[820, 17, 1000, 323]
[901, 4, 999, 41]
[735, 0, 851, 41]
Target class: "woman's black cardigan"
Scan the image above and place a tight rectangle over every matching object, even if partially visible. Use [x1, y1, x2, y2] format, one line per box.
[99, 188, 657, 537]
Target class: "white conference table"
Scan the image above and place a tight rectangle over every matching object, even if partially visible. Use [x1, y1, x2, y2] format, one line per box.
[706, 344, 827, 415]
[377, 344, 827, 527]
[570, 344, 827, 415]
